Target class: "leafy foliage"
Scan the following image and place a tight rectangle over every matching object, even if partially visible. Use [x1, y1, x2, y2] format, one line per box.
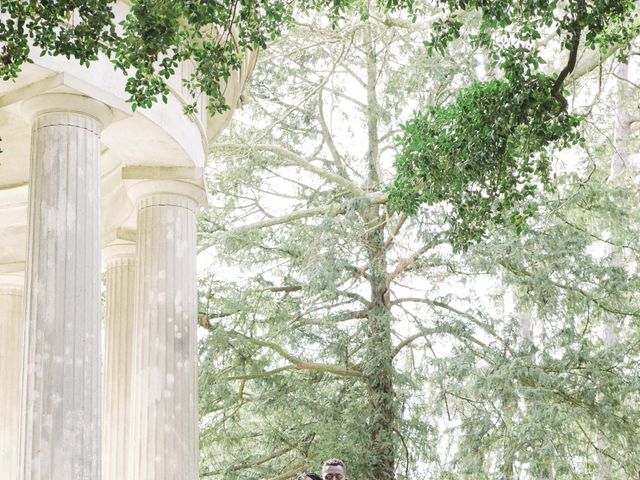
[421, 0, 638, 79]
[198, 5, 640, 479]
[0, 0, 403, 114]
[388, 0, 639, 247]
[428, 167, 640, 478]
[388, 75, 582, 250]
[197, 10, 459, 479]
[1, 1, 117, 74]
[1, 0, 291, 113]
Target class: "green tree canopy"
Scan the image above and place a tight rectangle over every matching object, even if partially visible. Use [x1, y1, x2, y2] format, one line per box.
[197, 8, 462, 478]
[4, 0, 636, 244]
[198, 2, 640, 478]
[388, 0, 638, 249]
[1, 0, 367, 113]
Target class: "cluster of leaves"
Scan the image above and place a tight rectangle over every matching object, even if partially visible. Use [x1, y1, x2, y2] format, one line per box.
[111, 0, 296, 113]
[0, 0, 116, 80]
[387, 0, 638, 248]
[425, 0, 638, 74]
[388, 75, 582, 250]
[1, 0, 291, 113]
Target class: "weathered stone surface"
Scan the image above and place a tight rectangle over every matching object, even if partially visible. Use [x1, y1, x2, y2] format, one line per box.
[20, 102, 106, 480]
[129, 186, 201, 480]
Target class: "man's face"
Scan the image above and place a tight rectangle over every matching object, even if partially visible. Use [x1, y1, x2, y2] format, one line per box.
[322, 465, 346, 480]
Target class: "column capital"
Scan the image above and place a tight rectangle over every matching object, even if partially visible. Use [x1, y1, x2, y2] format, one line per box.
[102, 241, 137, 269]
[126, 180, 208, 209]
[21, 93, 113, 127]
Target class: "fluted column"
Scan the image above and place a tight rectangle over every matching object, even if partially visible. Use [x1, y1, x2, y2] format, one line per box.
[102, 243, 136, 480]
[0, 274, 24, 480]
[19, 94, 111, 480]
[128, 180, 206, 480]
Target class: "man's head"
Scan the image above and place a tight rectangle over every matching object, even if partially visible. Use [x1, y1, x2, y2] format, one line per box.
[322, 459, 346, 480]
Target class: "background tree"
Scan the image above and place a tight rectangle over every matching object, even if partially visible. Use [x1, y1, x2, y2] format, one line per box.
[416, 51, 640, 478]
[197, 3, 640, 480]
[197, 6, 472, 478]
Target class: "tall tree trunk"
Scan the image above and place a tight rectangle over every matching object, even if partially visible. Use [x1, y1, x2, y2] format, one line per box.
[363, 18, 396, 480]
[500, 283, 534, 480]
[595, 60, 630, 480]
[364, 216, 395, 480]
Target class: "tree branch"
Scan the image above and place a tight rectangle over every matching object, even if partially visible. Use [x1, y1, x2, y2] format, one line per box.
[391, 297, 516, 356]
[568, 45, 619, 83]
[226, 331, 363, 377]
[383, 214, 407, 250]
[224, 191, 388, 233]
[552, 34, 582, 110]
[392, 330, 434, 358]
[499, 261, 640, 318]
[212, 143, 364, 197]
[552, 3, 585, 110]
[387, 235, 443, 281]
[292, 309, 369, 325]
[326, 87, 367, 110]
[318, 88, 348, 176]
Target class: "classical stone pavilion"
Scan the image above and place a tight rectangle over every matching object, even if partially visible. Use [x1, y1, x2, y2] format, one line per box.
[0, 4, 255, 478]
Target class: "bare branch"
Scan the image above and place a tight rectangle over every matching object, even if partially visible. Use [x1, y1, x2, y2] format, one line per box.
[552, 18, 583, 110]
[387, 235, 443, 282]
[338, 64, 367, 88]
[368, 11, 448, 32]
[318, 88, 348, 176]
[220, 366, 298, 381]
[391, 297, 516, 356]
[383, 214, 407, 250]
[392, 330, 434, 358]
[569, 45, 619, 83]
[326, 87, 367, 110]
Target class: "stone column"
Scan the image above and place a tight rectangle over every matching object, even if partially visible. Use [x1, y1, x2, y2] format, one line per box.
[0, 274, 24, 480]
[128, 180, 205, 480]
[102, 243, 136, 480]
[19, 94, 111, 480]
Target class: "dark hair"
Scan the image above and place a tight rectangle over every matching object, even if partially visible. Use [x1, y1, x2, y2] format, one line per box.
[298, 473, 322, 480]
[322, 458, 346, 474]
